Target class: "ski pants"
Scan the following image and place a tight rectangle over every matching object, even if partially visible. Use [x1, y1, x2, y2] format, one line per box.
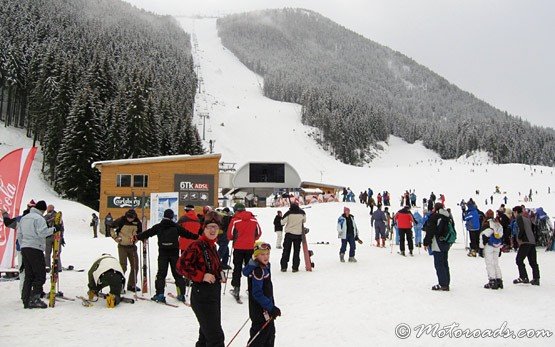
[484, 245, 502, 279]
[21, 247, 46, 306]
[516, 244, 540, 280]
[105, 224, 112, 237]
[155, 249, 186, 296]
[44, 235, 62, 269]
[432, 241, 451, 287]
[414, 228, 422, 245]
[18, 251, 25, 298]
[374, 224, 386, 240]
[275, 231, 283, 248]
[469, 230, 480, 251]
[92, 225, 98, 238]
[280, 233, 302, 271]
[398, 228, 414, 252]
[249, 320, 276, 347]
[191, 282, 225, 347]
[217, 236, 230, 267]
[231, 249, 253, 288]
[340, 234, 356, 257]
[118, 244, 138, 289]
[394, 226, 399, 244]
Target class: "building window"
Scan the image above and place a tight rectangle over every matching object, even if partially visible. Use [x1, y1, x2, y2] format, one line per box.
[133, 174, 148, 188]
[116, 174, 131, 187]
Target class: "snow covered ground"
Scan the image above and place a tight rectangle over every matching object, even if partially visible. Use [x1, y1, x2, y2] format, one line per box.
[1, 17, 554, 347]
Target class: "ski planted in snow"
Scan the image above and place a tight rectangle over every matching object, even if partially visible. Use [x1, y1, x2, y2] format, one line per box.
[48, 211, 63, 308]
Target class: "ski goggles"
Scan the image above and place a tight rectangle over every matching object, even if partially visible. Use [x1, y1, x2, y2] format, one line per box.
[254, 242, 271, 252]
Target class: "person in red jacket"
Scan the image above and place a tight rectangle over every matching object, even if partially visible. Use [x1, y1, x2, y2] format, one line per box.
[394, 205, 416, 256]
[227, 203, 262, 301]
[177, 205, 201, 256]
[177, 211, 225, 346]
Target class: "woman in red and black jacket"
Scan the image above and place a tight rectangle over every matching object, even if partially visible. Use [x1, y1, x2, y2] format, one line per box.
[177, 211, 225, 347]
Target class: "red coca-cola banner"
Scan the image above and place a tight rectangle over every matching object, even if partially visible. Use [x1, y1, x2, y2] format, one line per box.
[0, 147, 37, 270]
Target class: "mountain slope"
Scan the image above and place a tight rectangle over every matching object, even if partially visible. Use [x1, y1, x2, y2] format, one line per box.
[216, 8, 555, 166]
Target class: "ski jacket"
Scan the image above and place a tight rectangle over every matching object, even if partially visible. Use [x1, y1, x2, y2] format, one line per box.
[243, 259, 275, 323]
[112, 216, 142, 246]
[479, 219, 503, 248]
[17, 208, 55, 252]
[423, 208, 451, 251]
[88, 255, 124, 287]
[394, 208, 415, 229]
[136, 218, 198, 250]
[273, 215, 283, 232]
[413, 211, 423, 233]
[464, 204, 480, 231]
[281, 206, 306, 236]
[177, 235, 222, 283]
[516, 215, 535, 245]
[337, 214, 359, 239]
[227, 211, 262, 250]
[177, 210, 201, 251]
[371, 209, 387, 228]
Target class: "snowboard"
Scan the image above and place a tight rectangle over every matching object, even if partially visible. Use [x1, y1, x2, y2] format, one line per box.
[301, 227, 314, 271]
[48, 211, 63, 308]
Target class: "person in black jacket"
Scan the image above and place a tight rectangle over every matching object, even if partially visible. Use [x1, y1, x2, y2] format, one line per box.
[423, 202, 452, 291]
[512, 206, 540, 285]
[136, 209, 198, 302]
[273, 211, 283, 249]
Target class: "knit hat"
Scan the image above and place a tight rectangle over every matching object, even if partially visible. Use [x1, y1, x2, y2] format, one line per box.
[253, 241, 271, 258]
[234, 203, 246, 212]
[343, 206, 350, 213]
[125, 209, 136, 219]
[434, 202, 444, 211]
[27, 199, 36, 208]
[163, 209, 174, 219]
[203, 211, 222, 227]
[35, 200, 47, 212]
[485, 209, 495, 219]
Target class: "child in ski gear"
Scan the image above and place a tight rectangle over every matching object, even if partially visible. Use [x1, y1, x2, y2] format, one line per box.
[177, 211, 225, 346]
[464, 200, 481, 257]
[227, 203, 262, 298]
[136, 209, 198, 303]
[279, 203, 306, 272]
[479, 210, 504, 289]
[413, 210, 424, 247]
[104, 213, 113, 238]
[423, 203, 452, 291]
[91, 213, 99, 238]
[394, 205, 416, 256]
[243, 241, 281, 346]
[371, 204, 387, 247]
[17, 200, 58, 308]
[273, 210, 283, 249]
[512, 206, 540, 285]
[111, 209, 142, 292]
[337, 207, 362, 262]
[87, 254, 125, 306]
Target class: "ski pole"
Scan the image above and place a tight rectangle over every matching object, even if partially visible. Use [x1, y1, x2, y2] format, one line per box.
[246, 318, 273, 347]
[223, 246, 234, 295]
[225, 317, 250, 347]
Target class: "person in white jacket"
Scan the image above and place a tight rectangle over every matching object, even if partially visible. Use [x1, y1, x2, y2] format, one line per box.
[279, 204, 306, 272]
[337, 207, 362, 262]
[479, 210, 504, 290]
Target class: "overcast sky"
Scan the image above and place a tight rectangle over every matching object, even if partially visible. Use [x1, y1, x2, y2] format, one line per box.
[123, 0, 555, 129]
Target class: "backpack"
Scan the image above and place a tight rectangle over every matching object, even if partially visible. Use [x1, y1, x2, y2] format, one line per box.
[437, 216, 457, 244]
[488, 222, 503, 247]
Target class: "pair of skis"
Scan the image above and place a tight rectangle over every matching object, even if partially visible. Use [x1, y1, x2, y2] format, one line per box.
[48, 211, 63, 308]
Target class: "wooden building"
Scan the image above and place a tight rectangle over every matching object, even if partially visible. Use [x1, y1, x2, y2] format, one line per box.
[92, 154, 221, 225]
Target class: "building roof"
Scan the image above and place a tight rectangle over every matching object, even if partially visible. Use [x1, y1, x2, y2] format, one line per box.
[91, 153, 222, 170]
[301, 181, 344, 190]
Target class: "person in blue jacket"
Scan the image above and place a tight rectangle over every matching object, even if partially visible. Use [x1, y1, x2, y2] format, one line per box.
[243, 241, 281, 346]
[464, 200, 481, 257]
[413, 210, 424, 247]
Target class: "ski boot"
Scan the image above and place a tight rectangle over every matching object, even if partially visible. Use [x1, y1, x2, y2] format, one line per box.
[431, 285, 449, 291]
[484, 279, 499, 290]
[106, 294, 117, 308]
[409, 250, 413, 256]
[339, 253, 345, 262]
[348, 257, 357, 262]
[176, 294, 186, 302]
[231, 287, 240, 300]
[292, 269, 299, 272]
[88, 290, 98, 301]
[530, 278, 540, 286]
[151, 293, 166, 303]
[513, 277, 529, 284]
[28, 295, 47, 309]
[399, 251, 405, 257]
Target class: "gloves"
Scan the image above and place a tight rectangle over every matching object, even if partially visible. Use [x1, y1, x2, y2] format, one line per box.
[478, 249, 484, 258]
[54, 224, 63, 232]
[269, 306, 281, 319]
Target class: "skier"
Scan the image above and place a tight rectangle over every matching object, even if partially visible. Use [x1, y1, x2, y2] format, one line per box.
[337, 207, 362, 262]
[227, 203, 262, 301]
[18, 200, 59, 308]
[377, 193, 382, 206]
[217, 207, 232, 270]
[90, 213, 99, 238]
[413, 209, 423, 248]
[464, 200, 481, 257]
[423, 202, 453, 291]
[496, 208, 511, 252]
[490, 195, 494, 205]
[279, 203, 306, 272]
[368, 196, 376, 213]
[429, 192, 436, 204]
[371, 204, 387, 247]
[87, 254, 126, 307]
[136, 209, 198, 303]
[104, 212, 113, 238]
[273, 210, 283, 249]
[503, 196, 508, 204]
[177, 204, 202, 256]
[177, 211, 225, 346]
[243, 241, 281, 346]
[512, 206, 540, 285]
[479, 210, 504, 290]
[410, 191, 417, 207]
[111, 209, 142, 292]
[394, 205, 416, 256]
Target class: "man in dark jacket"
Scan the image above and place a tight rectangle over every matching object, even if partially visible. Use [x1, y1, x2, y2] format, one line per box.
[496, 208, 511, 252]
[111, 209, 142, 292]
[423, 203, 452, 291]
[136, 209, 198, 302]
[371, 205, 387, 247]
[512, 206, 540, 285]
